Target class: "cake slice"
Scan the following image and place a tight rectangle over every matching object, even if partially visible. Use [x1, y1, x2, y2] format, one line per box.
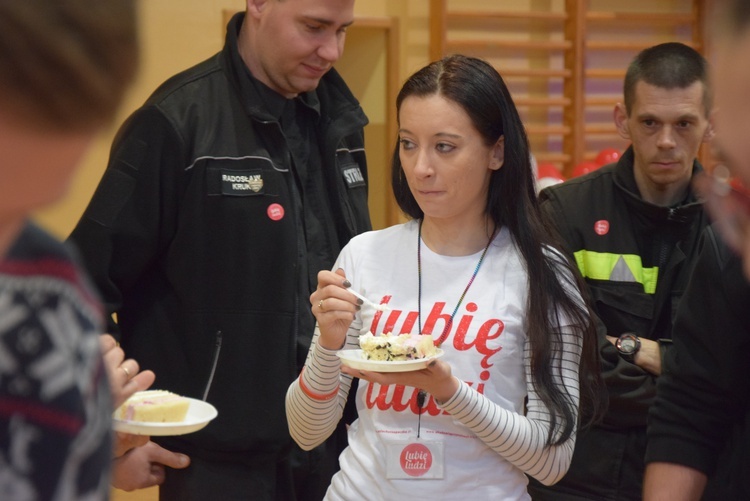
[359, 333, 437, 361]
[116, 390, 190, 423]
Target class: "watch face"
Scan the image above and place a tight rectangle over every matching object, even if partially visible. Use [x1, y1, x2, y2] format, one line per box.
[619, 338, 637, 354]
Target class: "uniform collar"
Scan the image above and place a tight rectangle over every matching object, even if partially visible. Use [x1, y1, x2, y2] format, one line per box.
[223, 12, 320, 122]
[613, 145, 704, 223]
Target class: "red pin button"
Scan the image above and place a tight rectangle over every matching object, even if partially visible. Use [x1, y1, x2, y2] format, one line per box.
[267, 203, 284, 221]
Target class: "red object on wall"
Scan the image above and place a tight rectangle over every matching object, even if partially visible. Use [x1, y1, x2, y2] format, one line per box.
[572, 161, 601, 178]
[536, 163, 565, 181]
[595, 147, 622, 166]
[535, 163, 566, 193]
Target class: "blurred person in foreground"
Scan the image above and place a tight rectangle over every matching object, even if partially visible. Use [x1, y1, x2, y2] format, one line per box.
[67, 0, 371, 498]
[644, 1, 750, 499]
[287, 54, 603, 499]
[530, 42, 714, 500]
[0, 1, 138, 498]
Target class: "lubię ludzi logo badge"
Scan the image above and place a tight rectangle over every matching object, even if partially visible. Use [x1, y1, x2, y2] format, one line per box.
[594, 219, 610, 236]
[400, 443, 432, 477]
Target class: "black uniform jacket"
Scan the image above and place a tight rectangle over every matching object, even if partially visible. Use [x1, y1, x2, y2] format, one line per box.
[529, 147, 708, 500]
[68, 14, 370, 459]
[540, 147, 707, 427]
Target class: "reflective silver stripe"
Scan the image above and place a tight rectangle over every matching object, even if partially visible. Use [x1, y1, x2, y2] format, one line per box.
[184, 155, 284, 172]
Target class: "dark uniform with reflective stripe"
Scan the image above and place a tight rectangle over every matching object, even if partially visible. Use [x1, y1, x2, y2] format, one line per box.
[529, 146, 708, 500]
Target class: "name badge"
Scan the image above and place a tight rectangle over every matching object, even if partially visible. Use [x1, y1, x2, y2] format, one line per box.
[221, 169, 264, 196]
[385, 439, 444, 480]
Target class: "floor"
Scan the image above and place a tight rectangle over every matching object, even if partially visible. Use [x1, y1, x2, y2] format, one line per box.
[111, 486, 158, 500]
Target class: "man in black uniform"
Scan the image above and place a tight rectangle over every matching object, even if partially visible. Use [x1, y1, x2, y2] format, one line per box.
[529, 42, 714, 500]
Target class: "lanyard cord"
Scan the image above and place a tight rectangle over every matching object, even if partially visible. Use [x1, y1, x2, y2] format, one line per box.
[417, 219, 495, 345]
[417, 389, 426, 438]
[415, 219, 495, 438]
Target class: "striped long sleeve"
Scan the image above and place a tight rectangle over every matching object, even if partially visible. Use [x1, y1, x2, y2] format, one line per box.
[439, 326, 581, 485]
[286, 324, 359, 450]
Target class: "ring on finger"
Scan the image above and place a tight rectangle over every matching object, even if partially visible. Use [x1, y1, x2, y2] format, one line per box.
[318, 299, 325, 312]
[120, 365, 131, 378]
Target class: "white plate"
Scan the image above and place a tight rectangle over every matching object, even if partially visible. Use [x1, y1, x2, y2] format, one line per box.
[337, 349, 444, 373]
[112, 397, 218, 436]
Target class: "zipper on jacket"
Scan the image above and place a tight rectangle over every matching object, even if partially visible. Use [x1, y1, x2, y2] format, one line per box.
[666, 206, 690, 224]
[202, 330, 223, 401]
[272, 121, 302, 357]
[659, 207, 685, 269]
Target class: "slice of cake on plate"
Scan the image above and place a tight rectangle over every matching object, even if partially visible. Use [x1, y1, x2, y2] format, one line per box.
[359, 333, 437, 361]
[116, 390, 190, 423]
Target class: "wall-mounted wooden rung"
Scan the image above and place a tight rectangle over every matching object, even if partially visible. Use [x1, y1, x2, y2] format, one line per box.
[584, 124, 619, 134]
[500, 68, 571, 79]
[446, 10, 568, 22]
[515, 97, 571, 107]
[585, 11, 694, 24]
[586, 40, 699, 51]
[535, 152, 571, 163]
[526, 125, 571, 136]
[447, 40, 572, 52]
[586, 69, 626, 79]
[585, 96, 620, 106]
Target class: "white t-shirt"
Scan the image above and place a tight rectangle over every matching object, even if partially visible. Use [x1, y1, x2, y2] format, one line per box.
[287, 220, 584, 500]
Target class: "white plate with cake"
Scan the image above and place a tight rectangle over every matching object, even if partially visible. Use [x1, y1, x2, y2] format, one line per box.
[337, 333, 444, 373]
[113, 390, 218, 436]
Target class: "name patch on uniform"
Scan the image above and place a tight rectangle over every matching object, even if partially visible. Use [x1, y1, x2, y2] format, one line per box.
[341, 165, 366, 189]
[221, 170, 264, 195]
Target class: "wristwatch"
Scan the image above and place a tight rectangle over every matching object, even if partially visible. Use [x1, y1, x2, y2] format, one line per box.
[616, 333, 641, 362]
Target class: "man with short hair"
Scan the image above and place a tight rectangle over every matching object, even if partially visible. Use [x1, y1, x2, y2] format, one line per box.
[68, 0, 371, 499]
[529, 42, 714, 500]
[644, 1, 750, 499]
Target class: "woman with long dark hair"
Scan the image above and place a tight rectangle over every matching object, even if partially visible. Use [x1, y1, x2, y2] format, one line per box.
[287, 54, 601, 499]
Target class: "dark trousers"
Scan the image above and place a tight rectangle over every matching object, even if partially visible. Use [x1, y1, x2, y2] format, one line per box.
[160, 452, 295, 500]
[158, 425, 348, 501]
[528, 425, 646, 501]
